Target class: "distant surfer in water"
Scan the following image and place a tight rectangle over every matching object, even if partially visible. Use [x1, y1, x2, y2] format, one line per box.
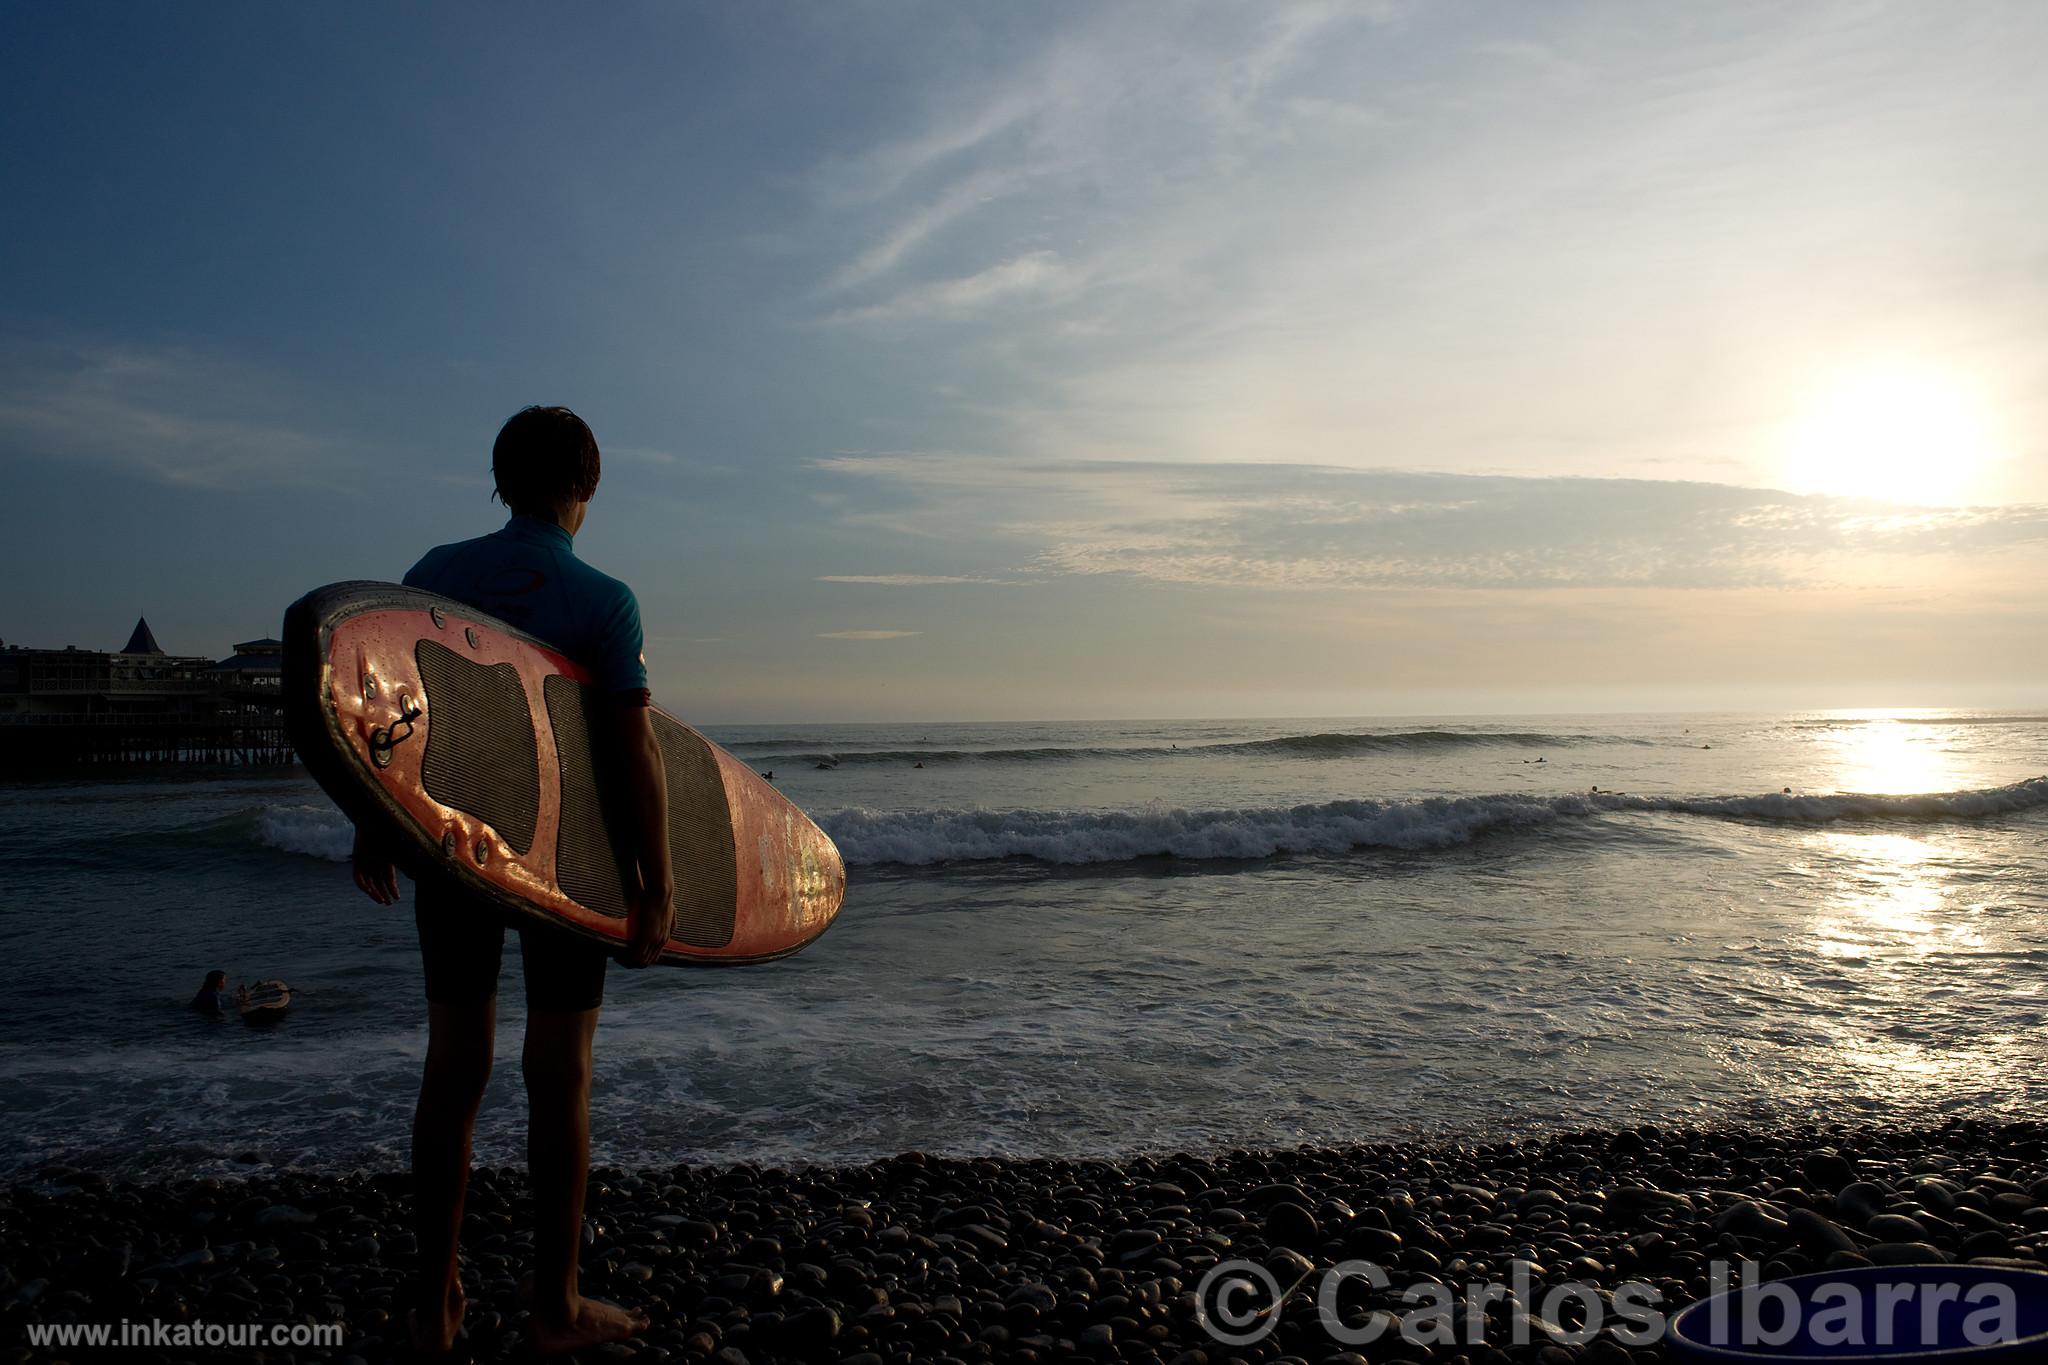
[189, 969, 243, 1017]
[348, 407, 668, 1356]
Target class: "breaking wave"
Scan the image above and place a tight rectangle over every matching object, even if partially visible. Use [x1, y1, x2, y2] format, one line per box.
[752, 729, 1632, 768]
[235, 779, 2048, 870]
[253, 804, 354, 862]
[821, 778, 2048, 867]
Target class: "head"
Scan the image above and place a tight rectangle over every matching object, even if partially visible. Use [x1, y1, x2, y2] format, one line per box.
[203, 970, 227, 991]
[492, 406, 601, 531]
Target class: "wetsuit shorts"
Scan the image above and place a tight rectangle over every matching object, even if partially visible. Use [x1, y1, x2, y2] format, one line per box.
[415, 877, 608, 1013]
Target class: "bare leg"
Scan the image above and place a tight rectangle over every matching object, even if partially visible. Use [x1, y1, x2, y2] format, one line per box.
[411, 999, 495, 1351]
[523, 1006, 648, 1355]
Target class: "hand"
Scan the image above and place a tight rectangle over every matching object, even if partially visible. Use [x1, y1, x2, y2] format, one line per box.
[351, 827, 401, 906]
[623, 878, 675, 969]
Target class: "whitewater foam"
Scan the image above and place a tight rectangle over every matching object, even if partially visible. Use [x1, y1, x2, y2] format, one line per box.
[820, 778, 2048, 867]
[255, 804, 353, 862]
[244, 771, 2048, 871]
[747, 728, 1636, 768]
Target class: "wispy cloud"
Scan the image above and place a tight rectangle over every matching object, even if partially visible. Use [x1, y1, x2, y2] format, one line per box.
[0, 341, 366, 489]
[794, 4, 2048, 493]
[816, 574, 1027, 587]
[818, 629, 923, 640]
[819, 252, 1072, 324]
[819, 455, 2048, 592]
[826, 168, 1029, 294]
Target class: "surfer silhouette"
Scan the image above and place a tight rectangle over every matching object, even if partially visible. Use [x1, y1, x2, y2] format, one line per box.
[188, 969, 244, 1018]
[347, 407, 667, 1356]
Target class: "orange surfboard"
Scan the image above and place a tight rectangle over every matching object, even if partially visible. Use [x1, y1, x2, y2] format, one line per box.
[283, 582, 844, 965]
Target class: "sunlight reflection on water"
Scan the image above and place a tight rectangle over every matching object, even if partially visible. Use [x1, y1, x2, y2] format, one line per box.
[1820, 711, 1966, 795]
[1801, 824, 2008, 1098]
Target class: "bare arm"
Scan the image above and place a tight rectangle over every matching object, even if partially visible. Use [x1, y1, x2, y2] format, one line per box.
[604, 701, 674, 967]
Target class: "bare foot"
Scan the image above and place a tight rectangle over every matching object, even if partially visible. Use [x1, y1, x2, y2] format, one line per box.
[408, 1284, 467, 1355]
[527, 1297, 649, 1357]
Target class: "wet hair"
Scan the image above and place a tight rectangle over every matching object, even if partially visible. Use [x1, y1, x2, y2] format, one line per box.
[491, 406, 601, 515]
[203, 970, 227, 991]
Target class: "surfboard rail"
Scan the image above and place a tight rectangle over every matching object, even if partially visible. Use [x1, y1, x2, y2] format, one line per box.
[283, 581, 845, 966]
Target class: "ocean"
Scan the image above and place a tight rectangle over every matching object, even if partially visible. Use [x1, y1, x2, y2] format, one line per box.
[3, 710, 2045, 1181]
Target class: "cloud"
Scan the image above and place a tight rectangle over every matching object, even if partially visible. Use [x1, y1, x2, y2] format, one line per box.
[826, 168, 1029, 294]
[816, 574, 1026, 586]
[818, 629, 923, 640]
[818, 455, 2048, 592]
[0, 341, 366, 489]
[790, 4, 2048, 494]
[819, 252, 1071, 324]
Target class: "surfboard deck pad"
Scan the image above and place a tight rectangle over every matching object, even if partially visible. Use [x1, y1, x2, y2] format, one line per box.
[283, 582, 844, 965]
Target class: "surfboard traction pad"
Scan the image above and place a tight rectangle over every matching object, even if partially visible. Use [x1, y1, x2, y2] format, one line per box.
[413, 640, 737, 944]
[283, 581, 841, 966]
[416, 640, 541, 856]
[543, 673, 739, 947]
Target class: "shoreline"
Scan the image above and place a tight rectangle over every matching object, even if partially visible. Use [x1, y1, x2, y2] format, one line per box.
[4, 1118, 2044, 1364]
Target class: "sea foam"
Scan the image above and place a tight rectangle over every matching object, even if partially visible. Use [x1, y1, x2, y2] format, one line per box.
[246, 779, 2048, 869]
[820, 778, 2048, 867]
[746, 728, 1633, 768]
[255, 804, 354, 862]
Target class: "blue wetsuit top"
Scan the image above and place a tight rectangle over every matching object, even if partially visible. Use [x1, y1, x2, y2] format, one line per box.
[404, 515, 650, 702]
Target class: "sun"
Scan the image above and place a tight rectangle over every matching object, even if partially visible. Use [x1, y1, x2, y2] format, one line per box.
[1781, 366, 2001, 505]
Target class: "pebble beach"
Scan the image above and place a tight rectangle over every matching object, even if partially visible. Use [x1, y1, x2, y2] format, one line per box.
[7, 1119, 2046, 1364]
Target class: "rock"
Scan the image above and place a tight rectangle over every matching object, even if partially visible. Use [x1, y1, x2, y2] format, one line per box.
[1961, 1230, 2012, 1259]
[1265, 1202, 1320, 1249]
[957, 1223, 1008, 1254]
[1714, 1200, 1788, 1238]
[1802, 1151, 1856, 1192]
[255, 1203, 317, 1228]
[1345, 1225, 1402, 1258]
[1607, 1187, 1693, 1217]
[1867, 1213, 1928, 1241]
[1787, 1208, 1858, 1256]
[1836, 1182, 1889, 1223]
[785, 1306, 842, 1346]
[1911, 1179, 1958, 1214]
[1865, 1241, 1949, 1265]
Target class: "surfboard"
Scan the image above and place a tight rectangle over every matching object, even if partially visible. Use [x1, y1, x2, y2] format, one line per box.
[239, 980, 291, 1025]
[282, 581, 845, 966]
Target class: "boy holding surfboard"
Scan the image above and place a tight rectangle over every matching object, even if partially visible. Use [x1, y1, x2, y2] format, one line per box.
[348, 406, 674, 1356]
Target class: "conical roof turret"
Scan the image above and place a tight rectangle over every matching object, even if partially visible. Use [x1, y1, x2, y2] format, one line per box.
[122, 617, 163, 654]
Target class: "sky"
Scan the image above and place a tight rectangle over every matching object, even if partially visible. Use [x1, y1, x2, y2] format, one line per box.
[3, 1, 2046, 721]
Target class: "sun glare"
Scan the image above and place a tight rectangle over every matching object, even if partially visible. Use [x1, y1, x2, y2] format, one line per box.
[1782, 367, 2000, 506]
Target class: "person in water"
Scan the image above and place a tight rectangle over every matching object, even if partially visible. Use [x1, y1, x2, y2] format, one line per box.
[189, 969, 243, 1017]
[348, 407, 671, 1356]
